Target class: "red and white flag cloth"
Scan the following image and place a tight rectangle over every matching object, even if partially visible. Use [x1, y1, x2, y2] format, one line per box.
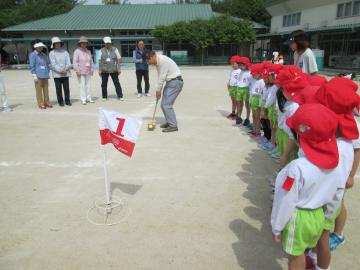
[99, 108, 142, 157]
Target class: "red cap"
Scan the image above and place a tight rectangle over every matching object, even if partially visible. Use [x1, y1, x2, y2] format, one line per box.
[316, 77, 360, 140]
[262, 69, 270, 79]
[286, 104, 339, 169]
[308, 75, 327, 87]
[230, 55, 240, 63]
[275, 65, 309, 103]
[262, 61, 273, 69]
[250, 63, 264, 76]
[269, 64, 284, 75]
[238, 57, 251, 67]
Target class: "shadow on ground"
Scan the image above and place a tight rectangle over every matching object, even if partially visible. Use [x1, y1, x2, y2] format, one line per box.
[110, 182, 142, 196]
[230, 148, 285, 270]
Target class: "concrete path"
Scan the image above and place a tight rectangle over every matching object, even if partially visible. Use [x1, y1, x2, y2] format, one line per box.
[0, 67, 359, 270]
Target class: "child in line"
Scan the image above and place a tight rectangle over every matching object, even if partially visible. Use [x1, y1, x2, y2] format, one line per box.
[226, 56, 241, 119]
[235, 57, 252, 126]
[248, 63, 265, 137]
[314, 78, 360, 270]
[329, 74, 360, 251]
[271, 104, 354, 270]
[261, 64, 283, 153]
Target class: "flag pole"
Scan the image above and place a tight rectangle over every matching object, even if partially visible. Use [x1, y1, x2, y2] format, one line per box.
[101, 145, 111, 205]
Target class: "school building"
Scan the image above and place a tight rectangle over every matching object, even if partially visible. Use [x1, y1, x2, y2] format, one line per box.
[256, 0, 360, 69]
[1, 4, 267, 66]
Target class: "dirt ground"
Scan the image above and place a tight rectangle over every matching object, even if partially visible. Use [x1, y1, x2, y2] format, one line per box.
[0, 66, 359, 270]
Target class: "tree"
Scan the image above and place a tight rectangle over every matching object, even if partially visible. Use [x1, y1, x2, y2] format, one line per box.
[152, 14, 255, 64]
[199, 0, 270, 25]
[0, 0, 82, 30]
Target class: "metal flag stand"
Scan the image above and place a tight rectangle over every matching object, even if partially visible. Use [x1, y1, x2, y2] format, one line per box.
[86, 145, 131, 226]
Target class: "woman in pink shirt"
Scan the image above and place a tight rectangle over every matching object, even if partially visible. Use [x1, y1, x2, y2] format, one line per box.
[73, 36, 95, 105]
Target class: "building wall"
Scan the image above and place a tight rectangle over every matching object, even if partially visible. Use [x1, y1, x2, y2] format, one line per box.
[270, 1, 360, 33]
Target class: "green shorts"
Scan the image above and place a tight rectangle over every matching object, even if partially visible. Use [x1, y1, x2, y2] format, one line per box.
[236, 87, 249, 102]
[276, 128, 288, 156]
[229, 86, 237, 98]
[251, 95, 260, 111]
[261, 100, 266, 109]
[268, 105, 278, 124]
[276, 128, 298, 163]
[282, 208, 325, 256]
[324, 206, 342, 231]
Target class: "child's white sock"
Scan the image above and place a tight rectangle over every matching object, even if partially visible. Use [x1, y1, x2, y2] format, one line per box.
[315, 266, 330, 270]
[308, 249, 318, 265]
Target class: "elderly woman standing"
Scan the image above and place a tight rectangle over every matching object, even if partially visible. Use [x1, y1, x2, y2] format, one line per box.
[73, 36, 94, 105]
[49, 37, 72, 106]
[29, 41, 52, 109]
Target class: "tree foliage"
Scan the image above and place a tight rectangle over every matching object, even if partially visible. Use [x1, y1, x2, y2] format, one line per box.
[152, 14, 256, 49]
[0, 0, 81, 30]
[197, 0, 270, 26]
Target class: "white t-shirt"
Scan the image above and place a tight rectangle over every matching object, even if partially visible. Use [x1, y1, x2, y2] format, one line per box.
[237, 70, 251, 88]
[229, 68, 241, 87]
[265, 85, 279, 108]
[260, 81, 269, 104]
[294, 48, 318, 74]
[271, 138, 354, 235]
[352, 117, 360, 149]
[249, 78, 265, 97]
[278, 101, 299, 139]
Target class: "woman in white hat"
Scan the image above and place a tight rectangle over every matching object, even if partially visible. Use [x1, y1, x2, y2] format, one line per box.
[49, 37, 72, 106]
[29, 40, 52, 109]
[73, 36, 94, 105]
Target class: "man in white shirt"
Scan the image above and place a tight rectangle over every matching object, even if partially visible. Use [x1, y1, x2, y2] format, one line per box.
[0, 55, 12, 112]
[146, 51, 183, 133]
[98, 36, 123, 101]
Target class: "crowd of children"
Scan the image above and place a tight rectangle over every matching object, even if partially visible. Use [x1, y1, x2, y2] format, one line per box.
[226, 57, 360, 270]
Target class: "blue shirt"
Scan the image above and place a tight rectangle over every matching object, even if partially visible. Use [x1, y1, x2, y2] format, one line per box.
[133, 47, 149, 71]
[29, 51, 50, 79]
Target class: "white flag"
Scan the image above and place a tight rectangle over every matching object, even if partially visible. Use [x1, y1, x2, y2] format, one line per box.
[99, 108, 142, 157]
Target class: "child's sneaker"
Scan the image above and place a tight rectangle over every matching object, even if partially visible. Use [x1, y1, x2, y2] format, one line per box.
[243, 118, 250, 126]
[330, 232, 345, 251]
[271, 152, 280, 159]
[235, 117, 243, 125]
[247, 124, 254, 131]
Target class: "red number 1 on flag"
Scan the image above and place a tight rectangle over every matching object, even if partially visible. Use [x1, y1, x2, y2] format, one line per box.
[115, 118, 125, 137]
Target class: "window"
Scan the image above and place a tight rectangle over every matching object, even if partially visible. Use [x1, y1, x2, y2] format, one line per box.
[282, 12, 301, 27]
[345, 2, 352, 16]
[353, 1, 360, 15]
[337, 3, 345, 17]
[337, 1, 360, 18]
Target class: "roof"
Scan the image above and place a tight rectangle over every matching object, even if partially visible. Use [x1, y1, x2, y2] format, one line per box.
[256, 23, 360, 39]
[263, 0, 288, 7]
[2, 4, 214, 32]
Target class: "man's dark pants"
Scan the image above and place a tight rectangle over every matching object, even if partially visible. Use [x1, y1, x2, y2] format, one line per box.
[136, 70, 150, 94]
[101, 72, 123, 98]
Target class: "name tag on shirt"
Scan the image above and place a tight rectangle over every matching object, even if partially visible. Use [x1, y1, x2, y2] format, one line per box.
[86, 63, 91, 67]
[40, 65, 46, 70]
[106, 58, 111, 62]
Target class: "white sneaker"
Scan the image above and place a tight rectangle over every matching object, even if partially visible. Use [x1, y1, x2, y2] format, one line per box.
[2, 107, 12, 112]
[145, 93, 151, 97]
[82, 101, 87, 105]
[87, 99, 95, 103]
[119, 98, 124, 101]
[137, 93, 142, 98]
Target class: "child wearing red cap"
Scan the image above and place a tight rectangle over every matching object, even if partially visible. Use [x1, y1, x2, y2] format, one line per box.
[313, 77, 360, 270]
[235, 57, 252, 126]
[271, 104, 354, 270]
[227, 56, 241, 119]
[329, 75, 360, 252]
[249, 63, 265, 137]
